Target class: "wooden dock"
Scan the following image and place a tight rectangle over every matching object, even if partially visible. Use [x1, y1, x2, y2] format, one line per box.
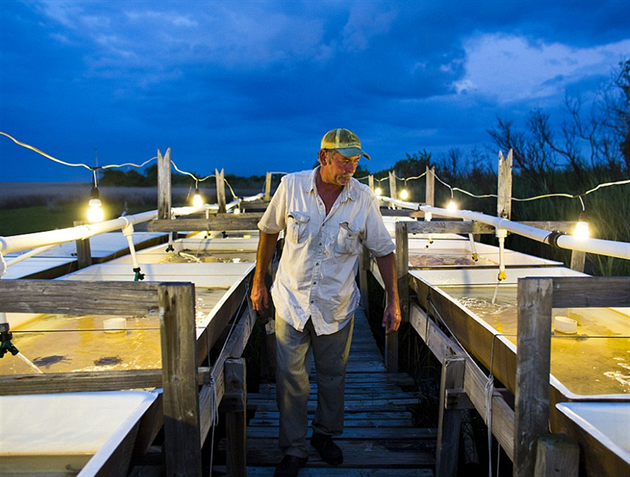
[214, 307, 437, 476]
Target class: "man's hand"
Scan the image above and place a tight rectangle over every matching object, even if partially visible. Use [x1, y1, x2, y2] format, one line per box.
[250, 231, 279, 315]
[250, 279, 269, 314]
[382, 301, 401, 335]
[374, 252, 401, 335]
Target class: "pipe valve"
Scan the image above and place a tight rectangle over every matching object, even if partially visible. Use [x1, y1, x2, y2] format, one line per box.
[0, 322, 19, 358]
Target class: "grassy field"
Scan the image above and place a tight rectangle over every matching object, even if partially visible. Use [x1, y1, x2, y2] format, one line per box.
[0, 182, 200, 236]
[0, 204, 84, 236]
[1, 181, 627, 276]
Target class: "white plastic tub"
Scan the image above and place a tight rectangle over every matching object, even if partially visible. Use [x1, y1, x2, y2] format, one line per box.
[0, 391, 159, 476]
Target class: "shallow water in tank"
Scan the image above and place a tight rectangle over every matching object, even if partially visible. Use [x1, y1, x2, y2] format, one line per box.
[0, 454, 90, 476]
[0, 287, 229, 375]
[439, 285, 630, 396]
[160, 249, 256, 264]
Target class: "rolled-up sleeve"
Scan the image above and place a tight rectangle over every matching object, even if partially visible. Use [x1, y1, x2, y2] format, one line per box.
[258, 178, 287, 234]
[362, 195, 396, 258]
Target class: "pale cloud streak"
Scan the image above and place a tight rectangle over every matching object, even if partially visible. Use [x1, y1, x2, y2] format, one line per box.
[1, 0, 628, 181]
[454, 34, 630, 104]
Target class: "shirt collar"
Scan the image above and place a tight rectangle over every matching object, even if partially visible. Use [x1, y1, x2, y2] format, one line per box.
[307, 167, 357, 202]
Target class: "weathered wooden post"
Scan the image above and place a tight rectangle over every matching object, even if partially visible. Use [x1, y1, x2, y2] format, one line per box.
[514, 277, 553, 477]
[385, 221, 409, 373]
[158, 148, 172, 221]
[368, 174, 374, 191]
[535, 433, 579, 477]
[223, 358, 247, 477]
[436, 356, 465, 477]
[216, 168, 226, 213]
[265, 172, 273, 200]
[73, 221, 92, 269]
[570, 250, 586, 273]
[158, 283, 202, 477]
[497, 150, 513, 220]
[359, 246, 371, 315]
[395, 221, 409, 323]
[425, 166, 435, 207]
[388, 170, 397, 208]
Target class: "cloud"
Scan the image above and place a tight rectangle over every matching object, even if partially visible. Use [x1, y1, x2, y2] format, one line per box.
[2, 0, 628, 182]
[453, 34, 630, 104]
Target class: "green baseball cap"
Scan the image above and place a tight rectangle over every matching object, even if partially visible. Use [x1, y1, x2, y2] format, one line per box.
[321, 128, 371, 160]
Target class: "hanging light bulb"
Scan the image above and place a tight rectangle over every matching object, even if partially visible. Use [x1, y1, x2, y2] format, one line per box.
[573, 211, 590, 240]
[192, 186, 204, 207]
[399, 189, 409, 200]
[374, 186, 383, 196]
[87, 187, 104, 223]
[446, 200, 458, 211]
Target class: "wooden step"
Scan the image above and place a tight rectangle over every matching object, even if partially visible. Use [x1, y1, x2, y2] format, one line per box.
[248, 411, 416, 428]
[213, 466, 434, 476]
[215, 305, 437, 476]
[239, 438, 436, 468]
[250, 397, 419, 413]
[246, 426, 437, 440]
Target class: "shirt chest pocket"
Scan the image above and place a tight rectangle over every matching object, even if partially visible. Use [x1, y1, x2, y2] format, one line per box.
[335, 222, 361, 255]
[287, 212, 310, 244]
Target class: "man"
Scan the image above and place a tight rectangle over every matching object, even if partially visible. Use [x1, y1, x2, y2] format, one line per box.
[250, 128, 401, 477]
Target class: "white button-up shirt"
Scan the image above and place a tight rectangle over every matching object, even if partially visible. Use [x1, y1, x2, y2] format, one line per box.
[258, 168, 395, 336]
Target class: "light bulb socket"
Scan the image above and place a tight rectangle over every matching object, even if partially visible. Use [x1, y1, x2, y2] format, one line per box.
[90, 187, 100, 200]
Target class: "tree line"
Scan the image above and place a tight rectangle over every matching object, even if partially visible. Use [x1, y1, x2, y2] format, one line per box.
[97, 60, 629, 275]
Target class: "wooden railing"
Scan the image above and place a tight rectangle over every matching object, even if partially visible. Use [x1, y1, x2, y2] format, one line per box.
[0, 278, 256, 477]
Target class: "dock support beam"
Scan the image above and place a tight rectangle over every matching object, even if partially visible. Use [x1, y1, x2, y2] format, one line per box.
[359, 246, 371, 316]
[73, 221, 93, 269]
[385, 221, 409, 373]
[222, 358, 247, 477]
[436, 356, 465, 477]
[514, 278, 552, 477]
[535, 433, 579, 477]
[159, 283, 202, 477]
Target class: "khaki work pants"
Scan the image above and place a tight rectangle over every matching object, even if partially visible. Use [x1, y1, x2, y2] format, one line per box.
[275, 314, 354, 458]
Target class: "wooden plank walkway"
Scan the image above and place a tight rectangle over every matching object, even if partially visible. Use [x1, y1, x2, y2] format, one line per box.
[214, 307, 436, 476]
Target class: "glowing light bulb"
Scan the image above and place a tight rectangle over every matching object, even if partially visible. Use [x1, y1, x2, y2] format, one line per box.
[193, 192, 203, 207]
[87, 187, 104, 223]
[374, 187, 382, 196]
[573, 211, 590, 240]
[87, 199, 104, 222]
[573, 220, 590, 240]
[446, 200, 458, 211]
[234, 208, 241, 215]
[400, 189, 409, 200]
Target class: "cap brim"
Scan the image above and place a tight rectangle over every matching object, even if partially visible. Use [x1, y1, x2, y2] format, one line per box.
[335, 147, 371, 160]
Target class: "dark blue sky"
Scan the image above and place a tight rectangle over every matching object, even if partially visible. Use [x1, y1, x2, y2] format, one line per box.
[1, 0, 628, 183]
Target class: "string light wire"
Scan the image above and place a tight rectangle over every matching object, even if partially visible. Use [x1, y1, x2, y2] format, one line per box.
[1, 131, 157, 171]
[2, 130, 628, 206]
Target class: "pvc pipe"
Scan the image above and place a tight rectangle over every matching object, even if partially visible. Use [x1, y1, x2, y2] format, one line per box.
[378, 196, 418, 210]
[0, 206, 205, 255]
[0, 194, 263, 256]
[5, 244, 58, 267]
[420, 205, 630, 261]
[122, 223, 141, 272]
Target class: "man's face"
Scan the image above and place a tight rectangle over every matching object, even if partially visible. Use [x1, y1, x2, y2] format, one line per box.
[321, 150, 360, 186]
